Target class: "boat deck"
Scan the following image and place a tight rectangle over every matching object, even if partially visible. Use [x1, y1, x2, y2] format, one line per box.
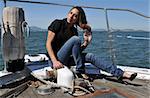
[18, 86, 72, 98]
[0, 76, 150, 98]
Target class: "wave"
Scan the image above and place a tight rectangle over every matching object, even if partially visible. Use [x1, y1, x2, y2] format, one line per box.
[117, 35, 150, 40]
[127, 36, 150, 40]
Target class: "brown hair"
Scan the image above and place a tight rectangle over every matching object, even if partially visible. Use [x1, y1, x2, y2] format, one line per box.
[69, 6, 91, 31]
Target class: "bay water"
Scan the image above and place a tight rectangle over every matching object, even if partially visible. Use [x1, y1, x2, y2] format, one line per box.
[0, 30, 149, 70]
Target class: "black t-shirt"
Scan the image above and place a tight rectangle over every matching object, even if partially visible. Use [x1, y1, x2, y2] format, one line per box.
[48, 18, 78, 55]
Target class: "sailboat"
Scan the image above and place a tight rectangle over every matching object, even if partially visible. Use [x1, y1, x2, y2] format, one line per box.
[0, 0, 150, 98]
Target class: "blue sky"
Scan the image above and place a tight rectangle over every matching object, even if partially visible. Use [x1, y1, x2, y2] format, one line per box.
[0, 0, 150, 31]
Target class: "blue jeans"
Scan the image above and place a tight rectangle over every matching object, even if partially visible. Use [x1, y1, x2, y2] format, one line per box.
[84, 53, 123, 77]
[49, 36, 123, 77]
[48, 36, 85, 73]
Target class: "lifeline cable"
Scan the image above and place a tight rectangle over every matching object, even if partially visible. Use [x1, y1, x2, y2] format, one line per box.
[3, 0, 150, 18]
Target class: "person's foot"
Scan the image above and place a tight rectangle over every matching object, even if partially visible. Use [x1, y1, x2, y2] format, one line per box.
[118, 72, 137, 81]
[129, 73, 137, 81]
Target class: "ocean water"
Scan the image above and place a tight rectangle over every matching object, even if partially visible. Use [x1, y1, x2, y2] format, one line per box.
[0, 30, 149, 70]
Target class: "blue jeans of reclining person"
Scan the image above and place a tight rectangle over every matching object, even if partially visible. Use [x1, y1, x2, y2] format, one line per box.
[84, 53, 124, 77]
[48, 36, 85, 73]
[49, 35, 124, 77]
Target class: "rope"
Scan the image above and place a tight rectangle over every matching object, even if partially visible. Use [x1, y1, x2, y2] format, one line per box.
[72, 86, 91, 96]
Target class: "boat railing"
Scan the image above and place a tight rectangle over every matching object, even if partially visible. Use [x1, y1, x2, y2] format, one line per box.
[1, 0, 150, 68]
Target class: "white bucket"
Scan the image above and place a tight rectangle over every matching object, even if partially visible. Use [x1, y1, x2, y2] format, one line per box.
[57, 66, 74, 88]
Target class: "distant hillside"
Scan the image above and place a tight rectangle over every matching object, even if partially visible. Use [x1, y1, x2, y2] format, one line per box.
[0, 25, 46, 32]
[113, 29, 149, 32]
[93, 28, 149, 32]
[29, 26, 47, 32]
